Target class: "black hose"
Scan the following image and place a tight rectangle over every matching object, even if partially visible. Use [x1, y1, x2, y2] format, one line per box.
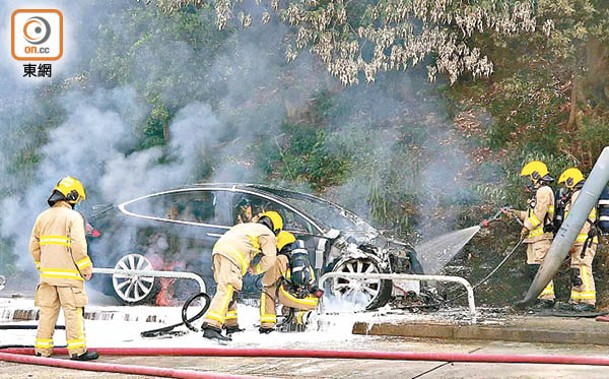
[181, 292, 211, 332]
[399, 238, 525, 310]
[446, 238, 524, 304]
[141, 292, 210, 338]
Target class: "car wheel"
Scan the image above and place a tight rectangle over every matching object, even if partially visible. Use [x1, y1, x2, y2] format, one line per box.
[330, 256, 393, 310]
[112, 253, 159, 305]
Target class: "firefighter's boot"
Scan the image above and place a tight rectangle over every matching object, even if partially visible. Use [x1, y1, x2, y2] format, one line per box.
[259, 327, 274, 334]
[202, 324, 231, 341]
[225, 325, 245, 335]
[294, 310, 312, 332]
[71, 351, 99, 361]
[279, 310, 312, 332]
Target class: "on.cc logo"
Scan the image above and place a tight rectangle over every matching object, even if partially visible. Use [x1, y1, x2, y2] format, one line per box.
[11, 9, 63, 61]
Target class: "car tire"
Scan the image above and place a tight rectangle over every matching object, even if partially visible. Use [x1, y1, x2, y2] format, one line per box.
[111, 253, 159, 305]
[329, 256, 393, 311]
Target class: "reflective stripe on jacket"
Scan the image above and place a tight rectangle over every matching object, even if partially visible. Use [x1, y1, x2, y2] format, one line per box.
[518, 185, 555, 242]
[29, 201, 92, 287]
[212, 222, 277, 276]
[565, 190, 599, 245]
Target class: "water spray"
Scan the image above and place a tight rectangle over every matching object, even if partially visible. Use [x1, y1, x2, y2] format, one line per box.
[403, 206, 527, 311]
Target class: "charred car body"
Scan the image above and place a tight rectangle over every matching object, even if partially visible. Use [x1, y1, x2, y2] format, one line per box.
[86, 183, 423, 310]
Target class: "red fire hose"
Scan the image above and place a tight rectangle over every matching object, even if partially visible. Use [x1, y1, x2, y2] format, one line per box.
[4, 347, 609, 368]
[0, 351, 256, 379]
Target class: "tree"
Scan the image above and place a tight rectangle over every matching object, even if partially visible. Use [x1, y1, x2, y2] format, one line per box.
[539, 0, 609, 167]
[448, 1, 609, 168]
[145, 0, 547, 85]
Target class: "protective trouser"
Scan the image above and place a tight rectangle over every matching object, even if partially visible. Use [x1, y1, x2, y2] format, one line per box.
[569, 243, 597, 306]
[260, 256, 318, 329]
[526, 240, 555, 302]
[34, 282, 88, 357]
[203, 254, 242, 329]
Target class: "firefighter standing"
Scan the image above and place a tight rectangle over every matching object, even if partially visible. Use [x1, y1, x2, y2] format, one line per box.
[503, 161, 556, 308]
[259, 231, 321, 333]
[201, 211, 282, 341]
[557, 168, 598, 312]
[29, 177, 98, 361]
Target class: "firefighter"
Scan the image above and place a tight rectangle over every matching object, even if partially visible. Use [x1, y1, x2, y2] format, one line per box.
[259, 231, 322, 333]
[557, 168, 597, 312]
[201, 211, 282, 341]
[29, 177, 98, 361]
[502, 161, 556, 308]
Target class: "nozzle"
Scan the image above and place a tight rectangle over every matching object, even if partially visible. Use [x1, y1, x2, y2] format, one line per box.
[480, 205, 512, 227]
[310, 287, 324, 298]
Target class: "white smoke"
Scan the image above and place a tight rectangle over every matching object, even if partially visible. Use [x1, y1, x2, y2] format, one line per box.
[0, 0, 476, 279]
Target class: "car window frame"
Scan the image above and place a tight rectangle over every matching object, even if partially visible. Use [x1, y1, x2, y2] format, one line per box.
[118, 188, 231, 230]
[117, 186, 326, 236]
[228, 188, 323, 236]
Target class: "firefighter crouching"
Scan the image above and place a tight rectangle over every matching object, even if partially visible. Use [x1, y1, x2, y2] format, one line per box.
[29, 177, 99, 361]
[260, 231, 323, 333]
[201, 211, 282, 341]
[503, 161, 556, 308]
[556, 168, 598, 312]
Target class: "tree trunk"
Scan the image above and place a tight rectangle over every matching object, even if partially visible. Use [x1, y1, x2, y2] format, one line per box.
[163, 122, 170, 143]
[567, 74, 578, 130]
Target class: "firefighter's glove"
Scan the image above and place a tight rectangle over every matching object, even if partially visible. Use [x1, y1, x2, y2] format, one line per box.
[520, 227, 529, 239]
[500, 207, 514, 217]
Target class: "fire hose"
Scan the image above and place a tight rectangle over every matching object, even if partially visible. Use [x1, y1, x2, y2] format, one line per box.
[400, 237, 525, 311]
[140, 292, 211, 338]
[4, 346, 609, 376]
[443, 237, 524, 305]
[0, 292, 210, 340]
[401, 206, 526, 309]
[0, 350, 256, 379]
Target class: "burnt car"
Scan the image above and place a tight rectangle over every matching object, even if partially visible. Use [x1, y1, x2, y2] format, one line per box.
[85, 183, 423, 310]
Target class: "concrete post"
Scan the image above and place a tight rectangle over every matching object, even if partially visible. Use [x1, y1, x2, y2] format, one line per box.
[520, 146, 609, 305]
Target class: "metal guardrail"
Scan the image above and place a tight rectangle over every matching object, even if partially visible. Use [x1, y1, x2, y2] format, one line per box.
[92, 268, 207, 294]
[319, 272, 477, 323]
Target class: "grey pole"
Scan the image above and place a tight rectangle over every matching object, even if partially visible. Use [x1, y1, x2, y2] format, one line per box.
[519, 146, 609, 306]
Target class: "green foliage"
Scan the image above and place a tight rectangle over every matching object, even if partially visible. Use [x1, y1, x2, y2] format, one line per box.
[367, 175, 420, 239]
[138, 95, 173, 149]
[266, 121, 353, 191]
[90, 4, 233, 151]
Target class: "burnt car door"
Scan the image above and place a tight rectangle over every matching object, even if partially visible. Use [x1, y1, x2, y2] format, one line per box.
[109, 188, 232, 303]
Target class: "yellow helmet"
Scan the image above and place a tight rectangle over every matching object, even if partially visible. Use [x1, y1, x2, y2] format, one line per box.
[276, 231, 296, 251]
[54, 176, 86, 204]
[558, 168, 584, 189]
[520, 161, 549, 182]
[259, 210, 283, 235]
